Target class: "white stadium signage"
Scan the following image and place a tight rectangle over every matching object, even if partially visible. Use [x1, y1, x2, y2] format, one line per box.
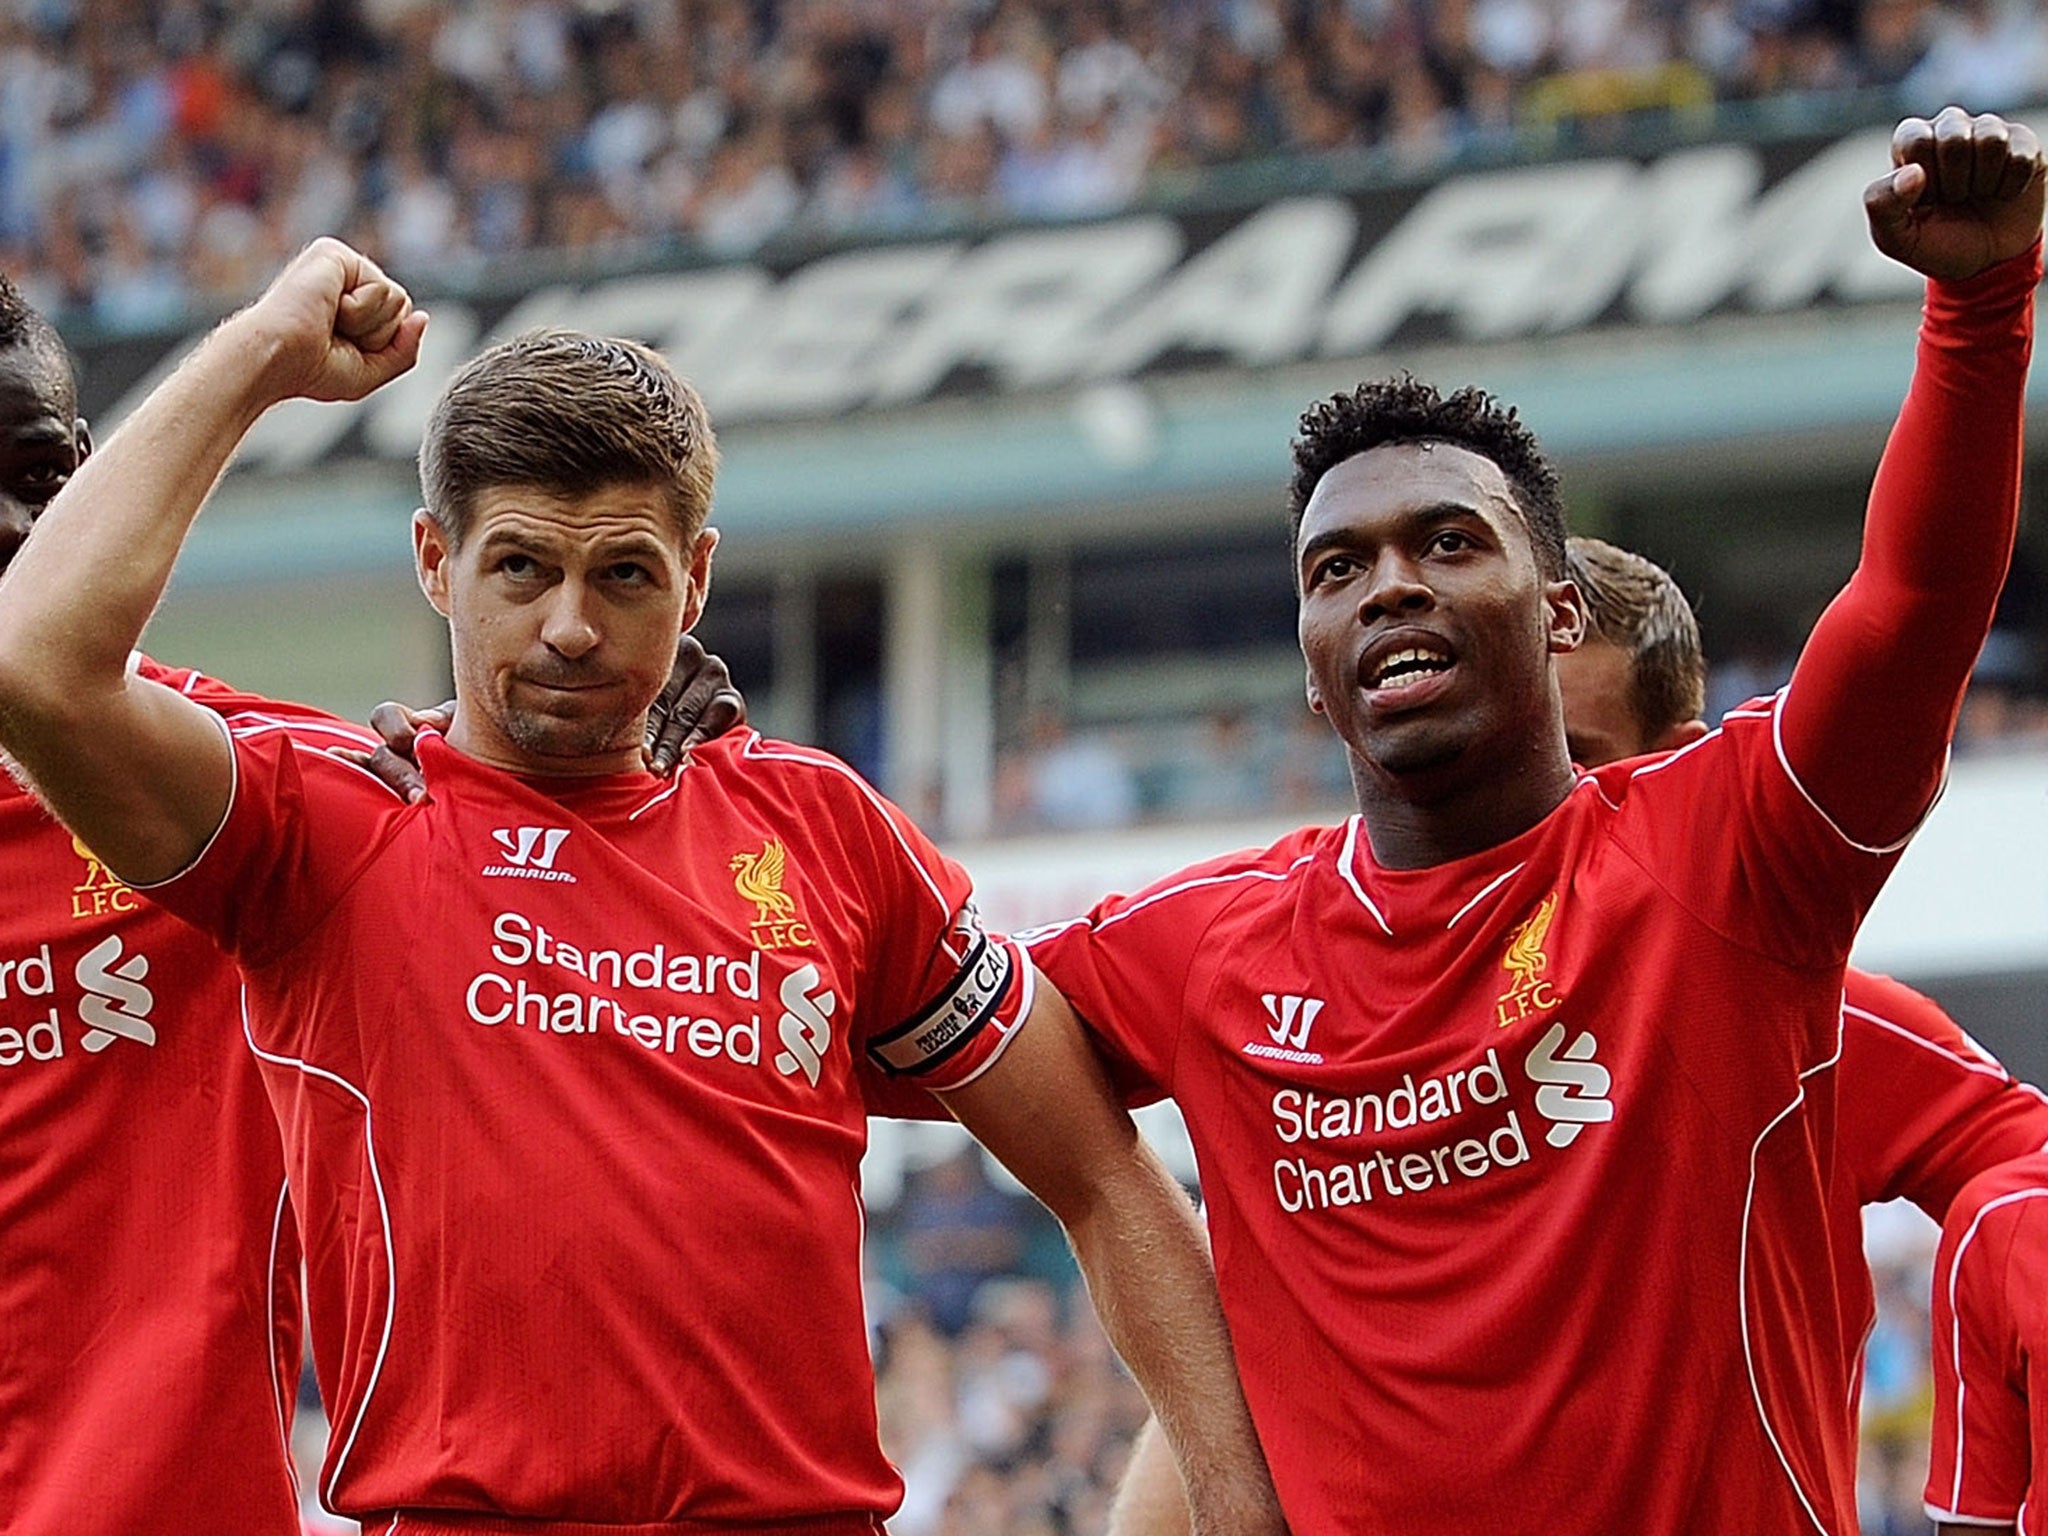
[84, 123, 1933, 462]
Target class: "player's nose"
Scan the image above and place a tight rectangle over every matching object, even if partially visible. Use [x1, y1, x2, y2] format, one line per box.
[1357, 554, 1433, 623]
[540, 589, 602, 658]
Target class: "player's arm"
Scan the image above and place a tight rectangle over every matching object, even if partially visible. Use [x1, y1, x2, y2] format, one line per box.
[1839, 976, 2048, 1215]
[1925, 1162, 2042, 1534]
[940, 979, 1284, 1536]
[1777, 109, 2043, 849]
[0, 240, 423, 884]
[1108, 1417, 1194, 1536]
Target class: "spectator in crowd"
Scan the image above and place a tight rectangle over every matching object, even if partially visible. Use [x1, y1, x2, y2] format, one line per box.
[899, 1147, 1034, 1335]
[9, 0, 2048, 327]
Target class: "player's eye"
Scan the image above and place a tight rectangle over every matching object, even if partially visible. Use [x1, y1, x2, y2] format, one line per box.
[9, 462, 68, 505]
[1427, 529, 1474, 555]
[1310, 554, 1357, 587]
[498, 554, 541, 579]
[605, 561, 650, 585]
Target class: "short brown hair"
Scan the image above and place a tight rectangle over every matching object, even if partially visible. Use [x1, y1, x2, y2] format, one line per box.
[420, 330, 718, 547]
[1565, 537, 1705, 737]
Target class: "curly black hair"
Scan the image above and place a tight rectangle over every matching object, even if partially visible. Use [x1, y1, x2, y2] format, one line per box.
[1289, 376, 1566, 578]
[0, 272, 75, 410]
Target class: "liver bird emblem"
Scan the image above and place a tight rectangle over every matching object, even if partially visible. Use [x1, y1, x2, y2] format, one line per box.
[1502, 892, 1558, 992]
[730, 839, 798, 924]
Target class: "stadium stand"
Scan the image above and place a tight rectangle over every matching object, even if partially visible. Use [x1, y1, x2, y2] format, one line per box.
[4, 0, 2048, 326]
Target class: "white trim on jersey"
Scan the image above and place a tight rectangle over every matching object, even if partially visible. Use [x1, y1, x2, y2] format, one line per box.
[1335, 817, 1395, 936]
[628, 771, 685, 821]
[128, 712, 241, 891]
[1624, 719, 1729, 787]
[223, 711, 380, 751]
[1027, 852, 1321, 943]
[1740, 995, 1847, 1536]
[1924, 1508, 2022, 1527]
[266, 1177, 301, 1500]
[930, 955, 1037, 1093]
[1845, 1003, 2013, 1083]
[1941, 1183, 2048, 1521]
[1444, 862, 1525, 931]
[738, 733, 957, 934]
[1766, 685, 1946, 856]
[239, 987, 398, 1511]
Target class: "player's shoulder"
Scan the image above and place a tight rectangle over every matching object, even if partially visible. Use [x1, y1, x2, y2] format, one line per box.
[134, 653, 372, 748]
[687, 730, 885, 811]
[1951, 1148, 2048, 1231]
[1843, 969, 1964, 1036]
[681, 730, 926, 865]
[1580, 692, 1784, 807]
[1039, 822, 1341, 937]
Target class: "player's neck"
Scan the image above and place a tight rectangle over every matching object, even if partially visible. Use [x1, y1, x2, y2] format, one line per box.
[1350, 740, 1578, 870]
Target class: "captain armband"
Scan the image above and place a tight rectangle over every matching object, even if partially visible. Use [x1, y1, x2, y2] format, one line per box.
[866, 905, 1017, 1079]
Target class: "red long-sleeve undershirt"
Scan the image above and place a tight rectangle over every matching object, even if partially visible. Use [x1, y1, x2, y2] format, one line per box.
[1779, 239, 2040, 850]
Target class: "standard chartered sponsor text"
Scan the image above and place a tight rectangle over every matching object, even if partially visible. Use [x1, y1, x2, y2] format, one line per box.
[465, 911, 768, 1064]
[1271, 1048, 1537, 1211]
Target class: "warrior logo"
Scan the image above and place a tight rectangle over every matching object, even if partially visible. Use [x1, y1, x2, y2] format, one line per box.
[483, 827, 575, 882]
[1261, 994, 1325, 1052]
[774, 963, 836, 1087]
[730, 839, 813, 950]
[76, 935, 156, 1052]
[1496, 891, 1563, 1027]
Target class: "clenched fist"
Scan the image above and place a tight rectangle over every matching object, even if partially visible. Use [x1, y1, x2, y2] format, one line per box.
[234, 237, 429, 406]
[1865, 107, 2046, 281]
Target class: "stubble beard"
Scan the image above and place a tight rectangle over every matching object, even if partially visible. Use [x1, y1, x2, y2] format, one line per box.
[499, 696, 643, 763]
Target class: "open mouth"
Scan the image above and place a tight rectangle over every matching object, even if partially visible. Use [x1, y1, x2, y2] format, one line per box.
[1366, 646, 1454, 692]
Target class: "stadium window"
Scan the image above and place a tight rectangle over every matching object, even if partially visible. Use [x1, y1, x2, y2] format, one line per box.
[1068, 533, 1297, 665]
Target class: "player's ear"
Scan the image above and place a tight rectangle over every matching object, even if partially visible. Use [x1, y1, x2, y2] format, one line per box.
[1306, 672, 1325, 715]
[679, 525, 718, 634]
[1650, 718, 1709, 752]
[413, 509, 453, 618]
[1545, 577, 1587, 654]
[72, 417, 91, 463]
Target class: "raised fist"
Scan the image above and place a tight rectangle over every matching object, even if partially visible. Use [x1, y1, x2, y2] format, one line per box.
[1865, 107, 2046, 281]
[238, 237, 428, 405]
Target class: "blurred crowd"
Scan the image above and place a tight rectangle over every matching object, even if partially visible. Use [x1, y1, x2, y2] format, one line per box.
[6, 0, 2048, 329]
[992, 647, 2048, 836]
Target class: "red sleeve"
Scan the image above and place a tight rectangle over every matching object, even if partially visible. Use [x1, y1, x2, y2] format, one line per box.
[133, 657, 373, 747]
[1780, 244, 2039, 851]
[1607, 696, 1898, 966]
[134, 719, 413, 966]
[1021, 846, 1288, 1100]
[1927, 1156, 2048, 1525]
[830, 774, 1030, 1093]
[1839, 972, 2048, 1218]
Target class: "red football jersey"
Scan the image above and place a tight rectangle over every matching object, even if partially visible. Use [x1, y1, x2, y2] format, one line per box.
[0, 660, 339, 1536]
[1926, 1150, 2048, 1532]
[1027, 693, 1897, 1534]
[1833, 972, 2048, 1414]
[143, 725, 1028, 1529]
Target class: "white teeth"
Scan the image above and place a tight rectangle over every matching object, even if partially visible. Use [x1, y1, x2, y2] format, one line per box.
[1370, 647, 1452, 688]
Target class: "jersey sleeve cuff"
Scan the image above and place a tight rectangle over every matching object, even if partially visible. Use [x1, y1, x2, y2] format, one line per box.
[1923, 1503, 2022, 1526]
[867, 930, 1029, 1086]
[125, 711, 240, 892]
